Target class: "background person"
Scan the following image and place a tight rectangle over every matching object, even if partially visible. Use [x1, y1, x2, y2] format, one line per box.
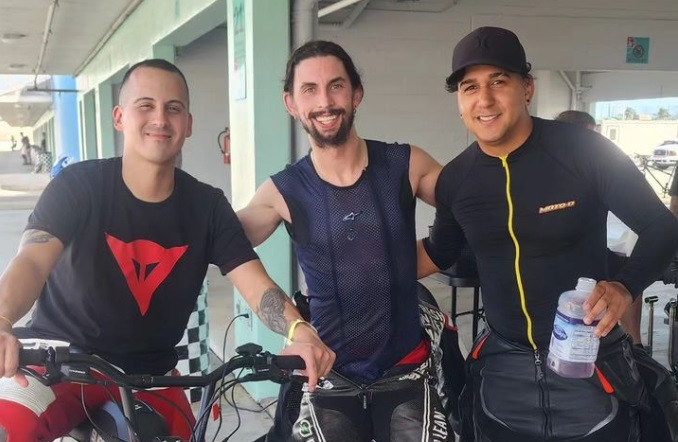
[19, 132, 31, 165]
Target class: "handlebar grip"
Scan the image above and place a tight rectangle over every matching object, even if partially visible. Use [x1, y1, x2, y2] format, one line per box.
[19, 348, 48, 366]
[272, 355, 306, 370]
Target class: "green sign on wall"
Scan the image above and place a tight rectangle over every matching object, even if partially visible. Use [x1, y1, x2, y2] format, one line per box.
[626, 37, 649, 64]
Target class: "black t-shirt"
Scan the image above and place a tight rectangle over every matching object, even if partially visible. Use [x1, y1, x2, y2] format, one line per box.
[426, 117, 678, 347]
[24, 157, 257, 374]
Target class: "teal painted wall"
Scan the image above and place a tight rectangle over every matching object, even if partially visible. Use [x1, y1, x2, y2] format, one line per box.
[80, 90, 97, 160]
[77, 0, 226, 90]
[228, 0, 292, 401]
[76, 0, 227, 159]
[95, 80, 115, 158]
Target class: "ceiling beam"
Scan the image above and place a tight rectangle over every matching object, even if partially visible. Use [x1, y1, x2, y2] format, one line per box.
[318, 0, 366, 18]
[74, 0, 143, 75]
[34, 0, 59, 78]
[341, 0, 370, 28]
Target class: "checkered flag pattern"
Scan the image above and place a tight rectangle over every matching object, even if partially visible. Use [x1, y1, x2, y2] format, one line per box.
[36, 151, 52, 173]
[175, 278, 210, 403]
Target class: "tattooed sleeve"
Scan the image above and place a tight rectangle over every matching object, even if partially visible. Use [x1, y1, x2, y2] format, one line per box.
[258, 287, 289, 335]
[21, 229, 56, 246]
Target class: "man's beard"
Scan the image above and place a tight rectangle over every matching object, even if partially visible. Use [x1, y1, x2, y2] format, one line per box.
[301, 108, 354, 148]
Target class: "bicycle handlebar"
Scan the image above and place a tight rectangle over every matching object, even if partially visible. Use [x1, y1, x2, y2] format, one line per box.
[18, 347, 49, 366]
[19, 341, 306, 389]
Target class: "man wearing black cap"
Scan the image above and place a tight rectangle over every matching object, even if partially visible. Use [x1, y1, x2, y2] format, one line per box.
[418, 26, 678, 441]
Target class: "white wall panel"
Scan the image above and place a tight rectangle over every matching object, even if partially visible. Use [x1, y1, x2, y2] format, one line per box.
[583, 71, 678, 102]
[175, 27, 232, 199]
[532, 70, 572, 120]
[317, 1, 678, 236]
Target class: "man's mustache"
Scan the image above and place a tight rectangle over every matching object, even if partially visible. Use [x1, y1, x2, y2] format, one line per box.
[308, 108, 345, 119]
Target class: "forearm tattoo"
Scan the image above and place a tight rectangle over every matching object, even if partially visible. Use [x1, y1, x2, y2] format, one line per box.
[258, 287, 289, 335]
[21, 230, 55, 246]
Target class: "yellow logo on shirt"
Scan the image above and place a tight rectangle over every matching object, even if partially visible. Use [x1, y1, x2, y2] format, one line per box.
[539, 200, 576, 214]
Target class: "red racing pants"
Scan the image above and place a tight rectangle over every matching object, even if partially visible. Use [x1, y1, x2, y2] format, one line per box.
[0, 369, 195, 441]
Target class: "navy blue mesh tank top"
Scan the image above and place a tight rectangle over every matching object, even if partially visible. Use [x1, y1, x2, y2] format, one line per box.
[272, 140, 422, 384]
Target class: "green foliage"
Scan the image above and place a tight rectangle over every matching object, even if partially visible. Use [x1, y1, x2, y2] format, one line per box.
[624, 107, 639, 120]
[656, 107, 671, 120]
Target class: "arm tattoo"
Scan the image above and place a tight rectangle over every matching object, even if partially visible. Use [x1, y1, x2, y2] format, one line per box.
[21, 230, 56, 246]
[258, 287, 289, 335]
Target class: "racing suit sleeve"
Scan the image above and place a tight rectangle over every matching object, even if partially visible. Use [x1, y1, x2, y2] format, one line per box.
[422, 163, 466, 270]
[589, 133, 678, 296]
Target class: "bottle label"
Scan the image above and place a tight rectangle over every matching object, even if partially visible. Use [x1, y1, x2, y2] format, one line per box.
[548, 311, 600, 363]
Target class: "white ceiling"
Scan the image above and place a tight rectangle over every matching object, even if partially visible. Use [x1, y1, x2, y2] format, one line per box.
[0, 0, 139, 126]
[0, 0, 138, 76]
[0, 0, 463, 76]
[0, 0, 451, 126]
[317, 0, 458, 25]
[2, 0, 678, 127]
[5, 0, 678, 77]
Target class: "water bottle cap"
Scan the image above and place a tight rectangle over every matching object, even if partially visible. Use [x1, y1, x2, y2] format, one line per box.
[575, 277, 597, 293]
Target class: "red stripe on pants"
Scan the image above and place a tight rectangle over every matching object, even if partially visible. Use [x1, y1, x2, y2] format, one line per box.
[0, 378, 195, 440]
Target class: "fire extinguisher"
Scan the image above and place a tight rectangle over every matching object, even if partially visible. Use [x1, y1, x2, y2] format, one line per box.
[218, 127, 230, 165]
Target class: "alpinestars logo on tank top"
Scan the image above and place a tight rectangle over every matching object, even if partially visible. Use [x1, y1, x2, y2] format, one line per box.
[106, 234, 188, 315]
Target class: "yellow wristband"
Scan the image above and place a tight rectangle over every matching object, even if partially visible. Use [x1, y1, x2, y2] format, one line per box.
[286, 319, 315, 345]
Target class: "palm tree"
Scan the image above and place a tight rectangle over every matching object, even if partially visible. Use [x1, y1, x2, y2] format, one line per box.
[656, 107, 671, 120]
[624, 107, 639, 120]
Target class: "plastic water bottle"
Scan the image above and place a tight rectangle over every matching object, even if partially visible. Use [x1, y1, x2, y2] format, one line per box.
[547, 277, 601, 378]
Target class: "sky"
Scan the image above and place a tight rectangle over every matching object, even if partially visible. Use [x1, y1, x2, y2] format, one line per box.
[594, 97, 678, 120]
[0, 75, 35, 95]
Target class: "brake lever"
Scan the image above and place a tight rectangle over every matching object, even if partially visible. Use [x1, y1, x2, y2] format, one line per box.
[288, 374, 309, 384]
[238, 364, 308, 385]
[17, 366, 59, 386]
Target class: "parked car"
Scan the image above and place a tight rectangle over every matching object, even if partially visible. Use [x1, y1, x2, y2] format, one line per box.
[649, 140, 678, 169]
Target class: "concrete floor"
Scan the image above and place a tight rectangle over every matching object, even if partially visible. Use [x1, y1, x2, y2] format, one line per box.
[0, 147, 675, 441]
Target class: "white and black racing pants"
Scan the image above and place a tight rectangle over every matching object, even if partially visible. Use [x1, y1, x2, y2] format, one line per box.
[291, 359, 452, 442]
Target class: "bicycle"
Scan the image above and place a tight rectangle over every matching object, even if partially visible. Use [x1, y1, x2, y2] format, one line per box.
[636, 155, 675, 197]
[18, 339, 306, 442]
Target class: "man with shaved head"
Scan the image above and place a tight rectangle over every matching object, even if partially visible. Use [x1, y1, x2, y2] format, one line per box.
[0, 59, 333, 439]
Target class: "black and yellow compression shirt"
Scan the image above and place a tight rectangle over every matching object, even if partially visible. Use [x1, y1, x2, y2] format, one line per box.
[425, 117, 678, 349]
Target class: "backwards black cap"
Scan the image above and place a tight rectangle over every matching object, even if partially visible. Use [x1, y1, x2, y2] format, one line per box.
[446, 26, 531, 92]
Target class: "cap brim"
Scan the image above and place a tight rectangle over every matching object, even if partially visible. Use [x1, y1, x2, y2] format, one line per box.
[448, 58, 524, 92]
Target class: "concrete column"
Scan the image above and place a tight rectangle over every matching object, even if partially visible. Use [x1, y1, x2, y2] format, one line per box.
[227, 0, 292, 400]
[52, 76, 81, 160]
